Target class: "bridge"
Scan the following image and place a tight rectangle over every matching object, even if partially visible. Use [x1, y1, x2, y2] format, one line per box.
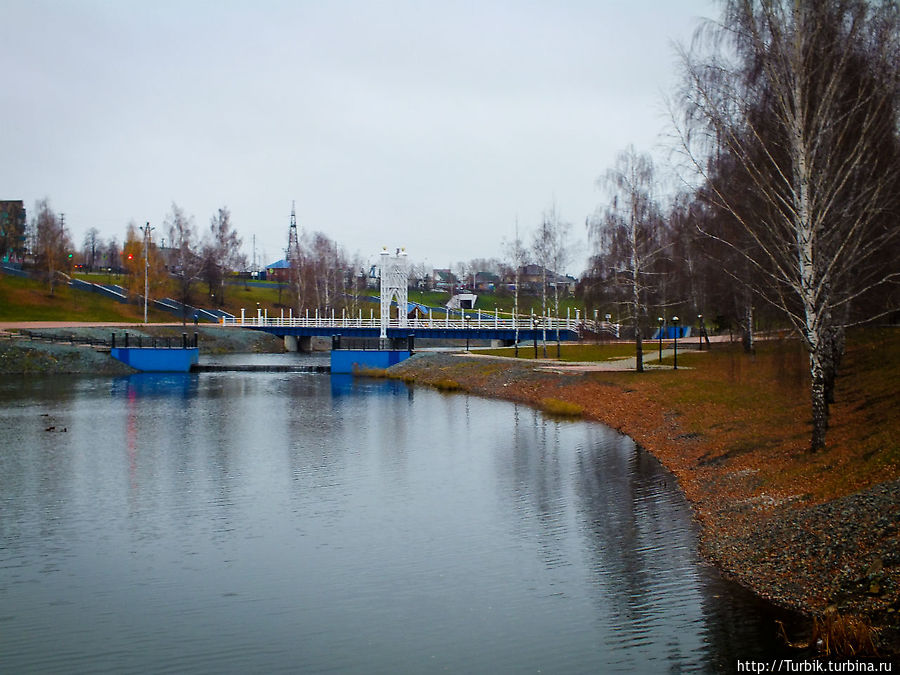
[222, 308, 592, 349]
[221, 248, 618, 351]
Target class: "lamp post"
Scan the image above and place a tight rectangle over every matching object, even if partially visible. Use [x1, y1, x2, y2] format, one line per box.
[139, 222, 154, 324]
[698, 314, 703, 351]
[672, 316, 680, 370]
[657, 317, 664, 362]
[465, 315, 471, 351]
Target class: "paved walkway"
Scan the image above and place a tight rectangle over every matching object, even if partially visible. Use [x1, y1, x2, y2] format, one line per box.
[457, 346, 696, 372]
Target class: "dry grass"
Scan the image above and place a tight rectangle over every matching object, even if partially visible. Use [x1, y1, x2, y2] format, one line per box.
[540, 398, 584, 418]
[812, 608, 881, 657]
[432, 378, 463, 392]
[353, 366, 389, 378]
[779, 607, 880, 656]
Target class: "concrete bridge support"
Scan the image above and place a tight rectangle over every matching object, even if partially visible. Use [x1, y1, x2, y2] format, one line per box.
[491, 339, 515, 348]
[284, 335, 313, 353]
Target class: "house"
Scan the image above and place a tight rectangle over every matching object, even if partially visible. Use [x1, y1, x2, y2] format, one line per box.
[431, 268, 458, 291]
[265, 259, 292, 283]
[472, 271, 499, 292]
[0, 200, 27, 263]
[506, 265, 577, 296]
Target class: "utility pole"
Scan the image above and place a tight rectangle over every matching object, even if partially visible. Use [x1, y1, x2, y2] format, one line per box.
[140, 222, 154, 323]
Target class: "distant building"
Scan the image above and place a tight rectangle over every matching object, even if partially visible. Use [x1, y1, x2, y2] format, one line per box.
[505, 265, 577, 295]
[0, 200, 27, 263]
[432, 268, 458, 291]
[265, 259, 292, 283]
[473, 271, 499, 292]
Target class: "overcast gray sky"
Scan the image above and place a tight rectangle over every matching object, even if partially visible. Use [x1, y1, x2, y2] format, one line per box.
[3, 0, 714, 274]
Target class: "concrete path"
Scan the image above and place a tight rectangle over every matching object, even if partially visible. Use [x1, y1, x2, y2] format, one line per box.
[456, 346, 694, 373]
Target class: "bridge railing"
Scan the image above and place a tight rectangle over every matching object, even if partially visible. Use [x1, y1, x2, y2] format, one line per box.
[221, 309, 607, 333]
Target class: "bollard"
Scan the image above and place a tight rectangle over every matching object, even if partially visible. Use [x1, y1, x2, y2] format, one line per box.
[193, 332, 198, 348]
[124, 332, 129, 348]
[182, 333, 188, 349]
[408, 334, 414, 353]
[111, 333, 116, 349]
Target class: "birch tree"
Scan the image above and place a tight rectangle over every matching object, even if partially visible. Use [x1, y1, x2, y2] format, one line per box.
[531, 202, 572, 357]
[678, 0, 900, 450]
[503, 221, 529, 356]
[590, 146, 666, 372]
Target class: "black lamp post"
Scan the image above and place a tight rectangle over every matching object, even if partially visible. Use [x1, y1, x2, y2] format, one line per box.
[698, 314, 703, 351]
[672, 316, 679, 370]
[657, 317, 664, 362]
[465, 315, 471, 351]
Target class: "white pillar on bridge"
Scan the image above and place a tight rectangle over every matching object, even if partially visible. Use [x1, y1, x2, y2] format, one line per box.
[379, 247, 409, 340]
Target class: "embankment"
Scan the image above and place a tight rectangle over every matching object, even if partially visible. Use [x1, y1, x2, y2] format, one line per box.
[385, 345, 899, 654]
[0, 325, 285, 374]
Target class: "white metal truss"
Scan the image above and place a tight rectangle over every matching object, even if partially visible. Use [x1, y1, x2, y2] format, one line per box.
[379, 248, 409, 339]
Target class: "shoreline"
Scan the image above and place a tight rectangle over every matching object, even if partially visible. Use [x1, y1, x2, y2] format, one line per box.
[385, 350, 899, 655]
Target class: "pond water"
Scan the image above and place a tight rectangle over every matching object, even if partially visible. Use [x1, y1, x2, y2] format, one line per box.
[0, 369, 796, 673]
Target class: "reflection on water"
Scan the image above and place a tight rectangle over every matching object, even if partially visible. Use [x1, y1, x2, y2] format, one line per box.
[0, 371, 797, 673]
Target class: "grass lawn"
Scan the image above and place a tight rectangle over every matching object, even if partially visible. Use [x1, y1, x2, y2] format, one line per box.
[584, 330, 900, 504]
[0, 274, 169, 323]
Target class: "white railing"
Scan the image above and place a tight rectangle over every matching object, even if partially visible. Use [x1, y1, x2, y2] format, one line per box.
[221, 307, 599, 332]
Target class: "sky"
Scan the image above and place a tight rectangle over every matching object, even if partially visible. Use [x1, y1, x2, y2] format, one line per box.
[3, 0, 715, 275]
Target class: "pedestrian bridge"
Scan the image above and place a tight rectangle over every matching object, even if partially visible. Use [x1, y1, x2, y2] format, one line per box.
[222, 309, 586, 344]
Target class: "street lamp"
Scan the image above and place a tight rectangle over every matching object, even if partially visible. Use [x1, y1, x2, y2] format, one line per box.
[698, 314, 703, 351]
[672, 316, 680, 370]
[139, 222, 154, 324]
[465, 315, 471, 351]
[657, 317, 664, 362]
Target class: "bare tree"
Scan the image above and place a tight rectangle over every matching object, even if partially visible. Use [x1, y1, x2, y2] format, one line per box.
[678, 0, 900, 450]
[105, 237, 120, 275]
[165, 204, 201, 323]
[201, 207, 243, 306]
[590, 147, 667, 372]
[83, 227, 100, 272]
[31, 198, 72, 295]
